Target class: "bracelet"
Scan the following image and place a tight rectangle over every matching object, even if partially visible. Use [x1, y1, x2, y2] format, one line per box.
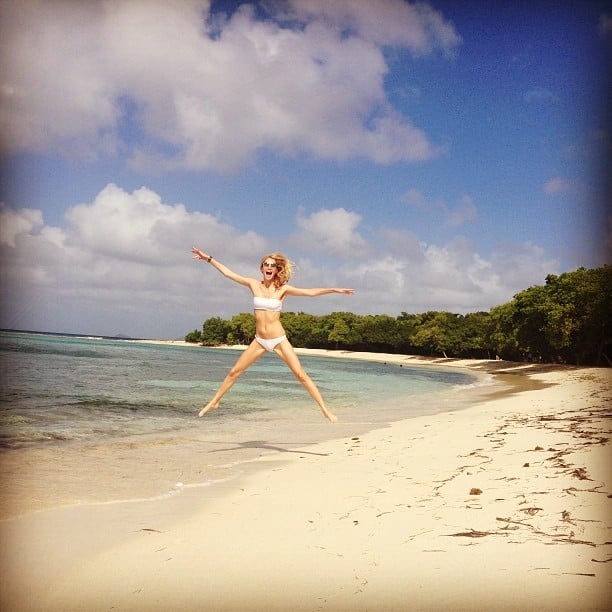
[207, 255, 212, 263]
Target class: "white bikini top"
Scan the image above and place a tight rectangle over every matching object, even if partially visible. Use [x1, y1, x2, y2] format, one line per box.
[253, 296, 283, 312]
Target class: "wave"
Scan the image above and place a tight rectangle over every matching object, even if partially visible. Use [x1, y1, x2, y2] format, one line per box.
[451, 373, 496, 391]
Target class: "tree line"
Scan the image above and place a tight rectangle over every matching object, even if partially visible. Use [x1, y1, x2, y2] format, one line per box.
[185, 265, 611, 366]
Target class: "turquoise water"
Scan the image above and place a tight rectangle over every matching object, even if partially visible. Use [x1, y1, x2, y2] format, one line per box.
[0, 331, 489, 515]
[0, 331, 475, 448]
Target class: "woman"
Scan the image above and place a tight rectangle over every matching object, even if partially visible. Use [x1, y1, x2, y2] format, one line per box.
[191, 247, 354, 422]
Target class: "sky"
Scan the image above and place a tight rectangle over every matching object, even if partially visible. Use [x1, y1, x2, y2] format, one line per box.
[0, 0, 610, 339]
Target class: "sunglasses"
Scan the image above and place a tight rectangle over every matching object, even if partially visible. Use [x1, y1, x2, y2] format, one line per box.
[262, 262, 278, 268]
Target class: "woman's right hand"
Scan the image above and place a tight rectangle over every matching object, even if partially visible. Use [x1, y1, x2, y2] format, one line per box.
[191, 247, 208, 261]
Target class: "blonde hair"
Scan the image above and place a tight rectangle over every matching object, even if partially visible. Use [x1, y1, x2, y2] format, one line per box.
[260, 252, 294, 287]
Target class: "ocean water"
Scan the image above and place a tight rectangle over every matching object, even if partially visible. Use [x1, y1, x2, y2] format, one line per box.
[0, 331, 482, 516]
[0, 331, 476, 449]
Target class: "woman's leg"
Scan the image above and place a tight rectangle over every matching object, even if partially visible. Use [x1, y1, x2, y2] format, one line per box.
[198, 340, 266, 416]
[274, 340, 338, 423]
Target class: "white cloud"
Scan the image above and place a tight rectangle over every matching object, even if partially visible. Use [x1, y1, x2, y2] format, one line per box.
[0, 0, 458, 171]
[282, 0, 462, 53]
[0, 184, 558, 337]
[523, 87, 559, 104]
[375, 228, 424, 261]
[0, 203, 44, 247]
[293, 207, 369, 258]
[544, 177, 570, 194]
[490, 242, 557, 289]
[0, 183, 268, 336]
[446, 195, 477, 227]
[340, 235, 557, 317]
[402, 189, 477, 226]
[401, 188, 428, 208]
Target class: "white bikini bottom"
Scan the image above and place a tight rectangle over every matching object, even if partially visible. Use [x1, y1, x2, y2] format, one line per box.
[255, 335, 286, 352]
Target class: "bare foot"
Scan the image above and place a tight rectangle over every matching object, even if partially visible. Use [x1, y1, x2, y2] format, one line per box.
[322, 408, 338, 423]
[198, 402, 219, 417]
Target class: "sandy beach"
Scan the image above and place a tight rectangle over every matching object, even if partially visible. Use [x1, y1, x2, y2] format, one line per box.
[1, 348, 610, 611]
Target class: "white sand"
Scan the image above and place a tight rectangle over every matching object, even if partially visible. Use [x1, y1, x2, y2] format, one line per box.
[1, 351, 610, 611]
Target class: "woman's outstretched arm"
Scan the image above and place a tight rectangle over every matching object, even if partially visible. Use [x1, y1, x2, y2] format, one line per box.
[191, 247, 255, 288]
[284, 286, 354, 297]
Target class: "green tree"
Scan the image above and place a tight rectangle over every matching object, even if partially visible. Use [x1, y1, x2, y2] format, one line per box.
[488, 302, 520, 360]
[410, 311, 463, 357]
[487, 265, 611, 365]
[357, 315, 404, 351]
[541, 266, 612, 365]
[184, 328, 202, 344]
[328, 318, 350, 348]
[186, 265, 610, 365]
[461, 311, 491, 358]
[228, 313, 256, 345]
[200, 317, 231, 346]
[511, 284, 552, 360]
[281, 312, 324, 347]
[396, 313, 418, 353]
[322, 312, 362, 348]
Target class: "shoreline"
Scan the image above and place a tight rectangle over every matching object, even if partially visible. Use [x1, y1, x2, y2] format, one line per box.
[1, 349, 610, 610]
[0, 347, 518, 523]
[0, 348, 510, 523]
[132, 337, 569, 375]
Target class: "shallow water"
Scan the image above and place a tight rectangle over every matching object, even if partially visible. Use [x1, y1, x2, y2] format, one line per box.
[0, 331, 476, 447]
[0, 331, 485, 517]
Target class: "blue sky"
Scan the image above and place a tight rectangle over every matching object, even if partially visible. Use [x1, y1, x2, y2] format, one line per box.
[1, 0, 610, 338]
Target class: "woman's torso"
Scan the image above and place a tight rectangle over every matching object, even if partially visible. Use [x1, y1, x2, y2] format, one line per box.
[252, 285, 285, 339]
